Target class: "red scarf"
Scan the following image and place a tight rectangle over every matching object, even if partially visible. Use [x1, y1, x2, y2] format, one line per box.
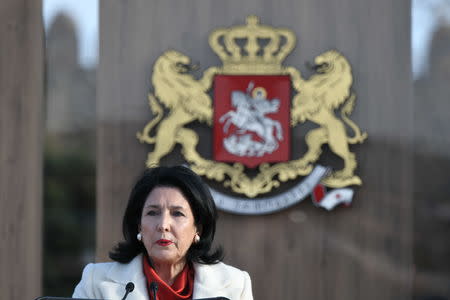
[142, 255, 194, 300]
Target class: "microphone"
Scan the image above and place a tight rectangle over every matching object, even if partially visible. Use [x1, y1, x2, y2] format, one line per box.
[121, 282, 135, 300]
[150, 281, 158, 300]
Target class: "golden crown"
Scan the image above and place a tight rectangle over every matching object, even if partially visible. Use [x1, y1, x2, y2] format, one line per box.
[209, 15, 296, 74]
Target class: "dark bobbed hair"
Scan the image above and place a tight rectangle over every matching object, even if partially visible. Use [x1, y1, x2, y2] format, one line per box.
[109, 165, 223, 264]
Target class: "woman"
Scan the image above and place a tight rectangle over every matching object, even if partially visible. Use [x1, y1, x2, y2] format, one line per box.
[73, 166, 253, 300]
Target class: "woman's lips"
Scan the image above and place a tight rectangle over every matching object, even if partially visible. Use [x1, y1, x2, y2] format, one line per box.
[156, 239, 173, 246]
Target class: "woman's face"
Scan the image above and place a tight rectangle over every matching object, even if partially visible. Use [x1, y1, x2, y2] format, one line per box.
[140, 186, 198, 266]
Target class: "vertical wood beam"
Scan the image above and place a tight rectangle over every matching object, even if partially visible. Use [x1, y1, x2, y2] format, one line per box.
[0, 1, 43, 299]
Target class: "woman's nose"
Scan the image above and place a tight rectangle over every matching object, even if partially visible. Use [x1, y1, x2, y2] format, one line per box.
[157, 214, 170, 232]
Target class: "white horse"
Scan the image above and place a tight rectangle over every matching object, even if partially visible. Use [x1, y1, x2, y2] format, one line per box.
[219, 90, 283, 156]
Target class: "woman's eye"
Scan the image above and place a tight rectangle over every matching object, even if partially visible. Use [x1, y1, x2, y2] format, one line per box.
[147, 210, 158, 216]
[172, 211, 185, 217]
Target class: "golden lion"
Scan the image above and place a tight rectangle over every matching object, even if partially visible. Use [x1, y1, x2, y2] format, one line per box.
[137, 50, 217, 167]
[288, 50, 367, 186]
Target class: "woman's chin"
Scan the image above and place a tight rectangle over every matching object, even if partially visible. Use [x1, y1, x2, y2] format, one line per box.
[150, 253, 182, 266]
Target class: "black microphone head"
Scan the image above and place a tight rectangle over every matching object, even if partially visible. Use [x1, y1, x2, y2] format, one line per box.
[150, 281, 158, 292]
[125, 282, 135, 292]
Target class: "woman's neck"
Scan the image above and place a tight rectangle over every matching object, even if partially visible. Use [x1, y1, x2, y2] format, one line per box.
[153, 259, 186, 286]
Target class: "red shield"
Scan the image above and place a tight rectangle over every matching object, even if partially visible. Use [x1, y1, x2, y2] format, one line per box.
[213, 75, 291, 168]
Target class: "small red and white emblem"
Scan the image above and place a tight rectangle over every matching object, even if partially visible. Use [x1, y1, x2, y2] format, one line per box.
[312, 184, 354, 211]
[213, 75, 291, 168]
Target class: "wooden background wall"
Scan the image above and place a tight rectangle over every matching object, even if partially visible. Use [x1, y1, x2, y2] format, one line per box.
[0, 1, 43, 299]
[97, 1, 413, 299]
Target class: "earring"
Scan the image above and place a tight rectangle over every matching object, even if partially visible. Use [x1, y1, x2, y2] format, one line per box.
[137, 232, 142, 241]
[194, 233, 200, 243]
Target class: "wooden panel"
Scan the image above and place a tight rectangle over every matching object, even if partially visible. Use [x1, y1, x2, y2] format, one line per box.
[97, 0, 413, 299]
[0, 1, 43, 300]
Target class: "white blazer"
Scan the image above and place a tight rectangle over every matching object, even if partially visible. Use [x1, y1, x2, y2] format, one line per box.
[73, 254, 253, 300]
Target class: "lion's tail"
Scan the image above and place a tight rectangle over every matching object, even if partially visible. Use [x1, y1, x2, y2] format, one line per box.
[136, 93, 164, 144]
[341, 93, 368, 144]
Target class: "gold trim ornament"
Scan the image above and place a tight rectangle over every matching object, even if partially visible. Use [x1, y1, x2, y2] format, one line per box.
[137, 16, 367, 214]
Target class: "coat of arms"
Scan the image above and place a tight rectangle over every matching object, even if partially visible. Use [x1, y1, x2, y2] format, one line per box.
[137, 16, 367, 214]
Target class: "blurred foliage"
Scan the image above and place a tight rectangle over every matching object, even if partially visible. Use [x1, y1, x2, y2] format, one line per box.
[43, 134, 95, 296]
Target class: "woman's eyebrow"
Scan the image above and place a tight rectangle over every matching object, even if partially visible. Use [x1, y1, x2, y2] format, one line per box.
[144, 204, 160, 209]
[143, 204, 186, 210]
[169, 205, 185, 210]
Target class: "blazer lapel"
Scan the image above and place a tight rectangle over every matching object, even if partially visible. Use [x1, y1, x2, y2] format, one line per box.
[103, 254, 148, 300]
[192, 263, 232, 299]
